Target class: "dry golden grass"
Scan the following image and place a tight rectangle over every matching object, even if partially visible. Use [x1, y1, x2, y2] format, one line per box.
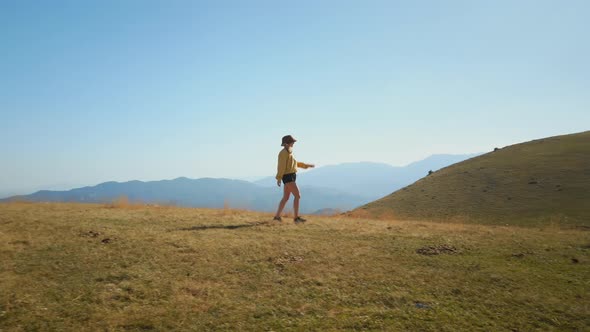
[104, 195, 139, 209]
[1, 202, 589, 331]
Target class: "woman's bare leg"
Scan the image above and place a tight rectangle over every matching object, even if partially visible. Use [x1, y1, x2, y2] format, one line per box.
[275, 184, 291, 217]
[290, 183, 301, 218]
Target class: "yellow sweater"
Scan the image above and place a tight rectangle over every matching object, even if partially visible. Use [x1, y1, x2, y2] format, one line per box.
[276, 149, 310, 180]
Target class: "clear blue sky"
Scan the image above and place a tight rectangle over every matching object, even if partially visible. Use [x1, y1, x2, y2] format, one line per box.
[1, 0, 589, 196]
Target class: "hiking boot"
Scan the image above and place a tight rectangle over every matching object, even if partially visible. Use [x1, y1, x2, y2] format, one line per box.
[294, 216, 307, 223]
[273, 216, 282, 222]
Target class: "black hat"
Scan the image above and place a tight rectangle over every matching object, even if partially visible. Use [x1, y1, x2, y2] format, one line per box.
[281, 135, 297, 146]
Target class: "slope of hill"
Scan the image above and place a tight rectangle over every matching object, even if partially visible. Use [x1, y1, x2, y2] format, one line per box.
[1, 177, 365, 214]
[353, 131, 590, 226]
[255, 154, 481, 199]
[1, 202, 588, 331]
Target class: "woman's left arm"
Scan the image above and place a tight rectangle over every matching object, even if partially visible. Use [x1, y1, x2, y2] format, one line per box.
[297, 162, 315, 169]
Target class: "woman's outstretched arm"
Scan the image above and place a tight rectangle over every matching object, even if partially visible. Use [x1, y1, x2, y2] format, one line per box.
[296, 162, 315, 169]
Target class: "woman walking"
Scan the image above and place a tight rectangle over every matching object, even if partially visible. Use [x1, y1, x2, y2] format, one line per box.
[274, 135, 314, 223]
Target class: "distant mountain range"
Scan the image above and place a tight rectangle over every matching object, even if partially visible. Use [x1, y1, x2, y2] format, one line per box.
[2, 153, 481, 214]
[1, 177, 365, 214]
[255, 154, 482, 200]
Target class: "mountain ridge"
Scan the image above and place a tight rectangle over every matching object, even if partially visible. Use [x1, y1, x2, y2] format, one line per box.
[2, 153, 482, 213]
[1, 177, 365, 214]
[254, 153, 482, 199]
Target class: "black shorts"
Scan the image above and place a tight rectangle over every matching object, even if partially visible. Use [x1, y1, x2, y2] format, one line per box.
[282, 173, 296, 184]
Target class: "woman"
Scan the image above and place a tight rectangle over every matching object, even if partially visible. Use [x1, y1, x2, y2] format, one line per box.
[273, 135, 315, 223]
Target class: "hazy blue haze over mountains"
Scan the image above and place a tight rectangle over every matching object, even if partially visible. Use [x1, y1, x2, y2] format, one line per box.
[255, 154, 481, 199]
[2, 154, 480, 213]
[3, 178, 364, 214]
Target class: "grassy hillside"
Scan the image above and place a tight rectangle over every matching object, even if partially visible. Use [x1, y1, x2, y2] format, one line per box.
[353, 131, 590, 226]
[1, 202, 589, 331]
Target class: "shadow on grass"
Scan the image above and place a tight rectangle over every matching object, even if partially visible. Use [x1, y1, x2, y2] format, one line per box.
[179, 221, 270, 231]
